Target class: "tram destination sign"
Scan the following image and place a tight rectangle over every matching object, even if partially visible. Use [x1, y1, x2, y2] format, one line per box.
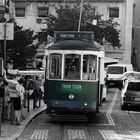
[55, 31, 94, 43]
[57, 83, 86, 93]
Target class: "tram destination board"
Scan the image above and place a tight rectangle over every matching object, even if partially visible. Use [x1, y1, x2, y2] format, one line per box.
[56, 83, 87, 93]
[55, 31, 94, 42]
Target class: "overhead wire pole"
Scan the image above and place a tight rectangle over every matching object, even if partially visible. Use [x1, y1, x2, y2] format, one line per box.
[4, 21, 7, 69]
[4, 0, 7, 69]
[78, 0, 84, 32]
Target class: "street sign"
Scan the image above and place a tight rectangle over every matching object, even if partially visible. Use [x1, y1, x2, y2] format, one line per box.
[0, 23, 14, 40]
[92, 19, 97, 25]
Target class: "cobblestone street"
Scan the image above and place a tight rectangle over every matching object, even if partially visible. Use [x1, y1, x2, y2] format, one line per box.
[17, 88, 140, 140]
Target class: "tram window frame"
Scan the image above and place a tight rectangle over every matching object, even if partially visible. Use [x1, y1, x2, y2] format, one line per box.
[49, 53, 62, 79]
[82, 55, 97, 80]
[64, 54, 81, 80]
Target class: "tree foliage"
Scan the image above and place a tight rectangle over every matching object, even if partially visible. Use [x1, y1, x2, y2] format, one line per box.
[41, 3, 120, 48]
[0, 20, 37, 68]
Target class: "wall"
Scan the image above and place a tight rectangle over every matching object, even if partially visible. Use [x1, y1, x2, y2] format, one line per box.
[132, 0, 140, 71]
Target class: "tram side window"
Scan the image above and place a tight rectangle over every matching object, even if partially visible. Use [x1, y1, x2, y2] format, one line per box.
[64, 54, 80, 80]
[49, 54, 62, 79]
[83, 55, 96, 80]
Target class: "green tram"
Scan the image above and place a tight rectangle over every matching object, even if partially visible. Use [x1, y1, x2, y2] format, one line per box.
[44, 31, 105, 119]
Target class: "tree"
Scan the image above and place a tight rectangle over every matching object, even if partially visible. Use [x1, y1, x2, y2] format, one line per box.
[41, 3, 120, 48]
[0, 20, 37, 69]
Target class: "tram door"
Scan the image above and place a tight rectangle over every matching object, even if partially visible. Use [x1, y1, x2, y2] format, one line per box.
[98, 57, 104, 105]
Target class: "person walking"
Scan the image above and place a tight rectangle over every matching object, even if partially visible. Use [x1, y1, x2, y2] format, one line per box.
[18, 78, 25, 121]
[3, 70, 22, 125]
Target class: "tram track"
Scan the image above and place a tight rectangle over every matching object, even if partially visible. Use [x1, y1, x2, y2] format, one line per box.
[30, 113, 98, 139]
[18, 87, 140, 140]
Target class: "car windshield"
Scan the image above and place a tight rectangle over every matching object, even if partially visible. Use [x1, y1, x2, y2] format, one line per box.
[107, 66, 124, 74]
[127, 82, 140, 91]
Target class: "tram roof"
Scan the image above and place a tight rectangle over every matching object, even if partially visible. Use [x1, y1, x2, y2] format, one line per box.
[47, 40, 104, 51]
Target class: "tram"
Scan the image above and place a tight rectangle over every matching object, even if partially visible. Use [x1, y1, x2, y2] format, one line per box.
[43, 31, 105, 119]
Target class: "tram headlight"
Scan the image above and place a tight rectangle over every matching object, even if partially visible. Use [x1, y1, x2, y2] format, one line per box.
[69, 94, 74, 100]
[83, 102, 88, 107]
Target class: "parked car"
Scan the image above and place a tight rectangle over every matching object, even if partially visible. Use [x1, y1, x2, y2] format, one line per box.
[105, 64, 133, 88]
[121, 71, 140, 81]
[120, 72, 140, 110]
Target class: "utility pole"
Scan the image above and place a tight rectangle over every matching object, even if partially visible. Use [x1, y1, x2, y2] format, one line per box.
[4, 20, 7, 69]
[4, 0, 7, 69]
[78, 0, 84, 32]
[0, 1, 13, 70]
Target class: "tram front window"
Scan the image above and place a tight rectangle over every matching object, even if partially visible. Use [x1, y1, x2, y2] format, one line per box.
[49, 54, 62, 79]
[83, 55, 96, 80]
[64, 54, 80, 80]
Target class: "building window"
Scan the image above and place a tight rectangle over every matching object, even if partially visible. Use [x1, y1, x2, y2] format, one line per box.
[15, 2, 26, 17]
[109, 7, 119, 18]
[38, 7, 48, 17]
[15, 8, 25, 17]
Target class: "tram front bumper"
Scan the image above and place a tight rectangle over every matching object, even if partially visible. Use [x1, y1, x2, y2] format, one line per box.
[46, 100, 97, 114]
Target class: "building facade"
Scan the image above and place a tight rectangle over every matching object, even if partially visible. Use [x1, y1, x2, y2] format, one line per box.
[132, 0, 140, 71]
[9, 0, 134, 64]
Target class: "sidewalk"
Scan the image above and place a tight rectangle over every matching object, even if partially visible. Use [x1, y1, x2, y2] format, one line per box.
[0, 99, 46, 140]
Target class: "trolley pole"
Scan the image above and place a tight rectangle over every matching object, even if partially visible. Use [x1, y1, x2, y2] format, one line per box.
[78, 0, 84, 32]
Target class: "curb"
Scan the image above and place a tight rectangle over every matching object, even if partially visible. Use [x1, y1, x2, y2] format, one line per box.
[1, 105, 46, 140]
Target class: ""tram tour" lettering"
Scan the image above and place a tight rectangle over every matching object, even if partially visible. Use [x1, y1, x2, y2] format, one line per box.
[56, 83, 86, 93]
[62, 84, 82, 90]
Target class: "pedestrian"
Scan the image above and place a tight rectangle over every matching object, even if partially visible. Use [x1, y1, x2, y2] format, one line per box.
[23, 76, 33, 108]
[18, 78, 25, 121]
[33, 76, 41, 108]
[4, 82, 11, 121]
[3, 70, 22, 125]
